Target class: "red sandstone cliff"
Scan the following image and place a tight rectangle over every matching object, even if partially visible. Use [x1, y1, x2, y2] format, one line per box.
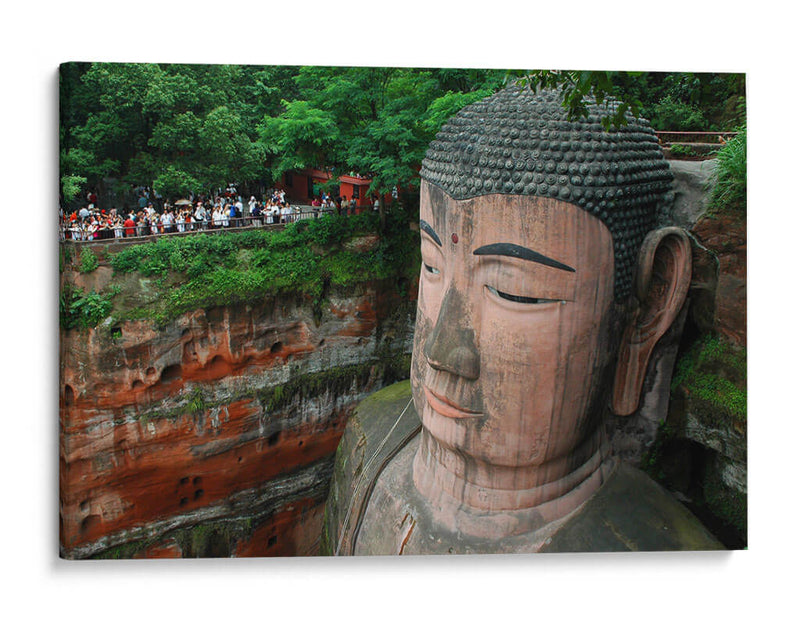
[60, 262, 415, 559]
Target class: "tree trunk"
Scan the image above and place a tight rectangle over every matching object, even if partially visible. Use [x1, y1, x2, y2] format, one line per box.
[379, 196, 386, 231]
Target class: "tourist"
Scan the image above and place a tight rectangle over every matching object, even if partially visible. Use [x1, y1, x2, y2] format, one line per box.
[229, 202, 238, 227]
[123, 213, 136, 237]
[194, 202, 206, 230]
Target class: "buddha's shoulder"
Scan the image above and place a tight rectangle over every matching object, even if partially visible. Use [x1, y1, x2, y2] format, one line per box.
[541, 462, 724, 552]
[321, 381, 419, 555]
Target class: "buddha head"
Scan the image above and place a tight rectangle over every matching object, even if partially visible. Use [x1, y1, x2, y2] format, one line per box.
[410, 86, 692, 489]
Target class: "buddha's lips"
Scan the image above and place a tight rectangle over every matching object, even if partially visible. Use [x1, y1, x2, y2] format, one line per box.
[423, 386, 483, 419]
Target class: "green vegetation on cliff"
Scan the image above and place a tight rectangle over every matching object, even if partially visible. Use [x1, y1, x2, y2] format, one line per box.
[708, 126, 746, 214]
[671, 333, 747, 426]
[643, 333, 747, 546]
[60, 284, 116, 330]
[63, 211, 419, 329]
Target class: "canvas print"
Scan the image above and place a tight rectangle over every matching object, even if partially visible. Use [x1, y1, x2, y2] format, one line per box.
[59, 63, 746, 558]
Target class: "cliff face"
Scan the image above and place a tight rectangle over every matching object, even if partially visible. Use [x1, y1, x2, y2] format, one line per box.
[644, 160, 747, 547]
[60, 263, 415, 559]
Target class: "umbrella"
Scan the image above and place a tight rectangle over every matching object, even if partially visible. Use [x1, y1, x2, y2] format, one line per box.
[174, 199, 192, 206]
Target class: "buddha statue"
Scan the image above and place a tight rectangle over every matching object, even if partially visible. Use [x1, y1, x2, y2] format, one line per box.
[321, 86, 723, 555]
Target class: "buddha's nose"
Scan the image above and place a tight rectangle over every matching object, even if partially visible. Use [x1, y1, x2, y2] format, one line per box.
[423, 286, 480, 380]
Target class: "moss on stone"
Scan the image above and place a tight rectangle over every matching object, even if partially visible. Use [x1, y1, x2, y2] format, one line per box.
[671, 333, 746, 426]
[91, 536, 162, 560]
[256, 353, 410, 414]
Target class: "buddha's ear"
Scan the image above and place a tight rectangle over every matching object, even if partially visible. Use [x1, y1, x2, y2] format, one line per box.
[611, 227, 693, 416]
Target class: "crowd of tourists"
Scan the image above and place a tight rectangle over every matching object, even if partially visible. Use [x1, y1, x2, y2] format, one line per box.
[60, 187, 314, 242]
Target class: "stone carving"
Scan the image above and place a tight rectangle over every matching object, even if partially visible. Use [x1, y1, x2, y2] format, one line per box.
[322, 86, 723, 555]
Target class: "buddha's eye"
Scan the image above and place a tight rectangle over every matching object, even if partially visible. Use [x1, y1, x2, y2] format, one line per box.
[424, 263, 440, 275]
[486, 285, 559, 305]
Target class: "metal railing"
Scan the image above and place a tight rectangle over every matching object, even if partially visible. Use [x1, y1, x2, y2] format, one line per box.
[655, 131, 739, 145]
[59, 206, 348, 243]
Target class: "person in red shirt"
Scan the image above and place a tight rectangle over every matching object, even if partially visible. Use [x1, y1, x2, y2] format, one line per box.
[123, 214, 136, 237]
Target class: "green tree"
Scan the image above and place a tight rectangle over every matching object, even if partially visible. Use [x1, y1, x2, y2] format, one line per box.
[257, 66, 505, 226]
[60, 62, 275, 206]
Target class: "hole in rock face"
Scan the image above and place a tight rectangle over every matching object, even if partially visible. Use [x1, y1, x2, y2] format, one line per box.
[80, 514, 101, 535]
[193, 476, 202, 485]
[206, 355, 230, 377]
[298, 440, 303, 447]
[267, 431, 280, 446]
[146, 367, 156, 376]
[179, 497, 189, 507]
[318, 339, 325, 347]
[64, 385, 74, 407]
[194, 489, 204, 500]
[160, 364, 183, 383]
[180, 477, 190, 485]
[267, 535, 277, 547]
[79, 499, 90, 513]
[110, 327, 122, 339]
[131, 379, 145, 390]
[270, 341, 283, 354]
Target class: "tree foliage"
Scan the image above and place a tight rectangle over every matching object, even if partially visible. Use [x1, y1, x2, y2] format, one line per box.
[258, 66, 506, 201]
[60, 64, 745, 210]
[60, 62, 279, 205]
[519, 70, 745, 131]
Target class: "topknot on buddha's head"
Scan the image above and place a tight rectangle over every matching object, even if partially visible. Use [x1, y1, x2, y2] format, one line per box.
[420, 85, 674, 301]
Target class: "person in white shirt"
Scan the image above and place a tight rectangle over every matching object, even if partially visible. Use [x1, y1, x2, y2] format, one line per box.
[194, 203, 204, 228]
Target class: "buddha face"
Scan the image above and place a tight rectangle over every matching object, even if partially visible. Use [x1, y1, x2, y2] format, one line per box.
[410, 181, 620, 468]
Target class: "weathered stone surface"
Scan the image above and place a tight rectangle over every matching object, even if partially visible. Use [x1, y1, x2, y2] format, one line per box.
[60, 265, 415, 559]
[691, 210, 747, 346]
[667, 159, 717, 229]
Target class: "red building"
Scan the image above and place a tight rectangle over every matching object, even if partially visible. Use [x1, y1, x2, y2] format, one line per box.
[281, 168, 390, 209]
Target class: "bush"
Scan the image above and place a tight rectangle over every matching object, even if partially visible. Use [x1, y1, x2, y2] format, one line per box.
[709, 126, 746, 213]
[651, 95, 706, 130]
[79, 248, 99, 273]
[669, 144, 695, 158]
[60, 285, 114, 329]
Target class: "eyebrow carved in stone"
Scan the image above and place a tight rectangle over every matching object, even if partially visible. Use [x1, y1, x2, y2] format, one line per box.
[420, 220, 442, 247]
[473, 243, 576, 273]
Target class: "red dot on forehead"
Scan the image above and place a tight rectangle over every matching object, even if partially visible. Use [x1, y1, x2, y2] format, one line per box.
[451, 233, 459, 244]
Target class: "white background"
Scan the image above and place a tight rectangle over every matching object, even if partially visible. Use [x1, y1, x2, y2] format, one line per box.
[1, 2, 796, 623]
